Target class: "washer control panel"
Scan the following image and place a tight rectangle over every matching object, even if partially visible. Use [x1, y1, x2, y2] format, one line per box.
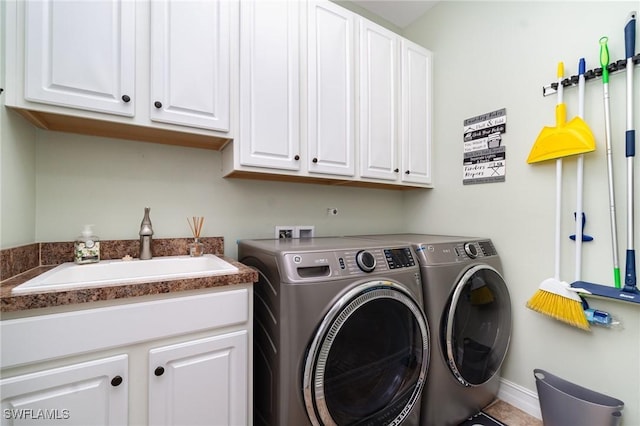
[352, 248, 416, 272]
[342, 247, 416, 274]
[285, 246, 416, 279]
[384, 248, 416, 269]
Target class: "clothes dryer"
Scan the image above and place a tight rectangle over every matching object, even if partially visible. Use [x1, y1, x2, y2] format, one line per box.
[352, 234, 512, 426]
[238, 237, 430, 426]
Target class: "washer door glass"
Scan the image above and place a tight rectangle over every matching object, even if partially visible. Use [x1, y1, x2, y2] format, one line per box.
[303, 281, 429, 426]
[443, 265, 511, 387]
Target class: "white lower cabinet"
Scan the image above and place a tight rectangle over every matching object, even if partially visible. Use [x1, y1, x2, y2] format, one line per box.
[148, 331, 248, 426]
[0, 287, 252, 425]
[1, 355, 128, 426]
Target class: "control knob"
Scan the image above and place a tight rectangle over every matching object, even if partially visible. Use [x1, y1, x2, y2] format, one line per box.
[464, 242, 478, 259]
[356, 250, 376, 272]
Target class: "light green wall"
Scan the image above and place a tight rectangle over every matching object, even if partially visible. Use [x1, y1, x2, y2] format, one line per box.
[402, 1, 639, 422]
[0, 0, 37, 249]
[0, 110, 36, 249]
[33, 131, 406, 258]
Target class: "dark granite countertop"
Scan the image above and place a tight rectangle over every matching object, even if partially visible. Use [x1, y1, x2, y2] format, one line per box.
[0, 237, 258, 313]
[1, 257, 257, 313]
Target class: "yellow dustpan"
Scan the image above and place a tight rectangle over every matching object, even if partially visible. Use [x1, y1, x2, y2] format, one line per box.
[527, 63, 596, 164]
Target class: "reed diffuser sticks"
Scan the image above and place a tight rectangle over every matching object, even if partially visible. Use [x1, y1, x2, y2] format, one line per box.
[187, 216, 205, 257]
[187, 216, 205, 239]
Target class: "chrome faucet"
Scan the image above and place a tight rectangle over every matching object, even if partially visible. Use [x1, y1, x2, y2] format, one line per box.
[139, 207, 153, 260]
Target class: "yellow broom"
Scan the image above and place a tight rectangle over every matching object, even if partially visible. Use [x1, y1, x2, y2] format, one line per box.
[526, 63, 589, 331]
[527, 278, 589, 330]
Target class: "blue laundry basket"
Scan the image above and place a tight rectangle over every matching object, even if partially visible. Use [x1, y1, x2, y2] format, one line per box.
[534, 369, 624, 426]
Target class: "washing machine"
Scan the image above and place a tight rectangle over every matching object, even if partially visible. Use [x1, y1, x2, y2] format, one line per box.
[238, 237, 430, 426]
[352, 234, 512, 426]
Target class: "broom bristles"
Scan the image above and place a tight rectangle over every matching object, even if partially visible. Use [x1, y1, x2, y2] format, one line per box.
[527, 289, 590, 331]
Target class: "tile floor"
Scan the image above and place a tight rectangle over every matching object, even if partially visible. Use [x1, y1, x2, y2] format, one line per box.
[483, 400, 542, 426]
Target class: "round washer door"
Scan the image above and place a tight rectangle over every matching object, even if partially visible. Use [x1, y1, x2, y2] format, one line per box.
[303, 281, 429, 426]
[443, 264, 511, 387]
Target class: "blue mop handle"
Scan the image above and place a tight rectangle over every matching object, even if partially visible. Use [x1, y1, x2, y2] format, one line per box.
[626, 251, 637, 291]
[624, 11, 637, 292]
[625, 11, 635, 59]
[626, 11, 636, 159]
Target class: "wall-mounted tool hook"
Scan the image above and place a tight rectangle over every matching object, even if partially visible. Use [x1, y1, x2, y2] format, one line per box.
[570, 212, 594, 242]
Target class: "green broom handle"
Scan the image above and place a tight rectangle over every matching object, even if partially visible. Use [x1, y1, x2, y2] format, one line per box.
[600, 36, 610, 83]
[600, 36, 622, 289]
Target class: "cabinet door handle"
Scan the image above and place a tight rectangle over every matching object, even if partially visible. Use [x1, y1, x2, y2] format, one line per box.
[312, 158, 318, 163]
[121, 95, 131, 103]
[154, 101, 163, 109]
[405, 170, 411, 175]
[154, 366, 165, 376]
[111, 376, 123, 387]
[394, 168, 399, 173]
[294, 155, 300, 161]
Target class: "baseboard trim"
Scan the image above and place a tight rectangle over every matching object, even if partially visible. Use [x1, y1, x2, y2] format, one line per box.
[497, 378, 542, 420]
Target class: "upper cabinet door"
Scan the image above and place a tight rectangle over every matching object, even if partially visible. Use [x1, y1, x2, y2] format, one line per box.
[24, 0, 135, 116]
[150, 0, 231, 132]
[239, 0, 301, 171]
[400, 39, 433, 185]
[307, 1, 356, 177]
[359, 20, 399, 181]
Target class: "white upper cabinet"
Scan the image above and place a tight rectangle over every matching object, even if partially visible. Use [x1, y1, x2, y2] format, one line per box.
[238, 0, 301, 170]
[231, 0, 358, 179]
[24, 0, 135, 116]
[11, 0, 432, 187]
[401, 39, 433, 185]
[359, 20, 399, 181]
[6, 0, 235, 149]
[307, 0, 356, 177]
[150, 0, 231, 131]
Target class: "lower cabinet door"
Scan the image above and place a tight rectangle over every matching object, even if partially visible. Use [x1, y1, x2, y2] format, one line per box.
[148, 330, 248, 426]
[0, 355, 128, 426]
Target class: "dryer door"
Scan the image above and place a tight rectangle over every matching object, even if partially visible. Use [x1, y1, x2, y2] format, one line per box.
[303, 281, 429, 426]
[443, 264, 511, 387]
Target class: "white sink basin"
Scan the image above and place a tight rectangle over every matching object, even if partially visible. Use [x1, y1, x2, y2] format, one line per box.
[12, 255, 238, 295]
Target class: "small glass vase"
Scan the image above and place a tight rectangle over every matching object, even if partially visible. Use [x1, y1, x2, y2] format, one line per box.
[189, 238, 205, 257]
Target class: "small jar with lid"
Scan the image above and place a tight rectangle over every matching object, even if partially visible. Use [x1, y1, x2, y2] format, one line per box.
[74, 225, 100, 264]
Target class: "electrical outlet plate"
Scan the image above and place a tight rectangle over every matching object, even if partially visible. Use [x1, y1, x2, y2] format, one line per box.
[275, 225, 315, 239]
[275, 226, 294, 239]
[297, 226, 315, 238]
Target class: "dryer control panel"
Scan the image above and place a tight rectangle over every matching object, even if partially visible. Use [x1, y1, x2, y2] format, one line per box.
[417, 240, 497, 264]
